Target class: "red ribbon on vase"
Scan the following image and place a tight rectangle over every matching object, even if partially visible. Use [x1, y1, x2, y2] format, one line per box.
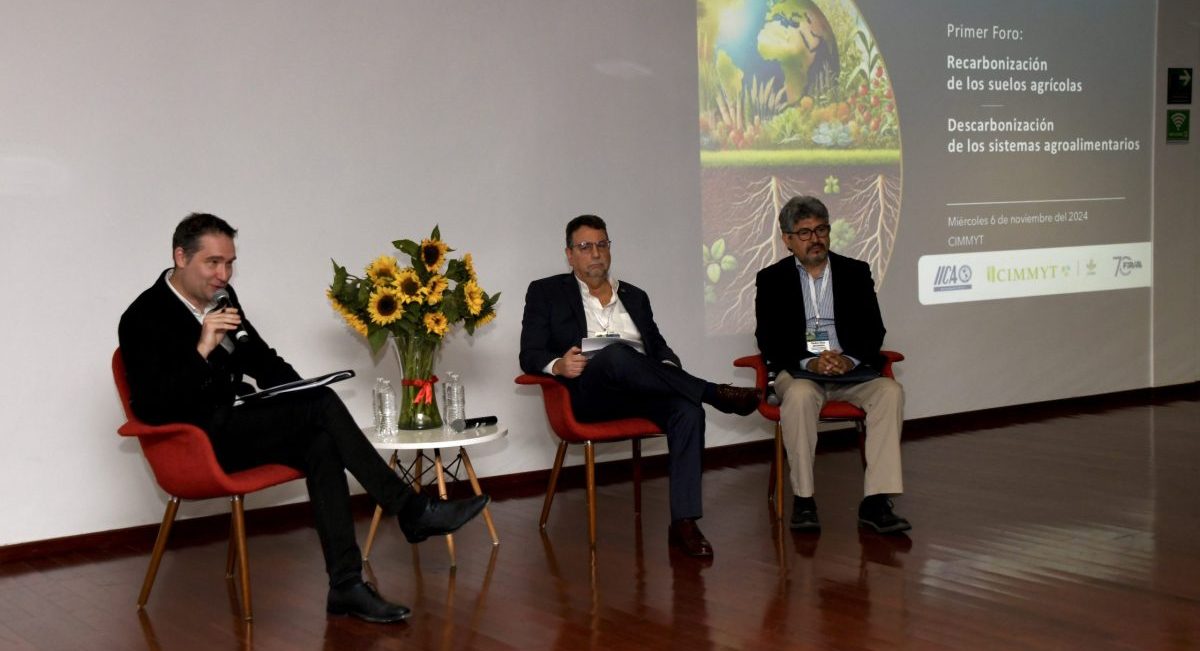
[401, 376, 439, 404]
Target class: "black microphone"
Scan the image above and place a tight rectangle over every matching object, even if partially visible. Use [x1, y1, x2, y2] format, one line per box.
[450, 415, 498, 432]
[211, 289, 249, 343]
[765, 369, 780, 406]
[764, 359, 781, 406]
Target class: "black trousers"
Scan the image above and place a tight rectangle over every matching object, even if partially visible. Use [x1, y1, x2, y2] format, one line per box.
[568, 344, 707, 521]
[207, 388, 422, 587]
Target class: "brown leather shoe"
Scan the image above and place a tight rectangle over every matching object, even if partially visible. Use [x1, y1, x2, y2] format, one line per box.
[668, 518, 714, 557]
[708, 384, 760, 416]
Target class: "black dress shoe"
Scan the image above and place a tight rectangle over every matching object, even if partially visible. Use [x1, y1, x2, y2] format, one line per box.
[857, 494, 911, 534]
[789, 496, 820, 532]
[327, 580, 410, 623]
[668, 518, 714, 558]
[708, 384, 760, 416]
[399, 494, 490, 543]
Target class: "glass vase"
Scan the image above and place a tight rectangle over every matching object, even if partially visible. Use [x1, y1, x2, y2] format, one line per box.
[389, 335, 443, 430]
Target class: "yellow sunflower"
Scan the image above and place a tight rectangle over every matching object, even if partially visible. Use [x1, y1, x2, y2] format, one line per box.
[463, 279, 484, 315]
[462, 253, 477, 281]
[367, 287, 404, 325]
[473, 309, 496, 327]
[420, 238, 449, 272]
[394, 268, 426, 303]
[327, 290, 369, 337]
[365, 255, 400, 285]
[423, 312, 449, 336]
[425, 275, 449, 305]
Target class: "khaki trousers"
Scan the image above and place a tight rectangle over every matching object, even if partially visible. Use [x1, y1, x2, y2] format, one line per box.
[774, 370, 905, 499]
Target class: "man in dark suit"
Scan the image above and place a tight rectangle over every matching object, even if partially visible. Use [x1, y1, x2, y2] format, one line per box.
[754, 196, 910, 534]
[118, 213, 489, 623]
[519, 214, 759, 557]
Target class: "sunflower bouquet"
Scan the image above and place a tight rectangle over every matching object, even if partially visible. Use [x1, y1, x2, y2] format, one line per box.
[327, 226, 499, 429]
[327, 226, 498, 351]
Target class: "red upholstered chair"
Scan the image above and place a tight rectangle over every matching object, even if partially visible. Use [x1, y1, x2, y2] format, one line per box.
[733, 351, 904, 521]
[515, 373, 662, 548]
[112, 349, 303, 621]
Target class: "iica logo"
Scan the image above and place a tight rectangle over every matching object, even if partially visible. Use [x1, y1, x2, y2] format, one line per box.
[933, 264, 973, 292]
[1112, 256, 1143, 277]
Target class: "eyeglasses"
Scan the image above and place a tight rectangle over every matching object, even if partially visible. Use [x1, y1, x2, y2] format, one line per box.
[782, 224, 831, 240]
[570, 239, 612, 253]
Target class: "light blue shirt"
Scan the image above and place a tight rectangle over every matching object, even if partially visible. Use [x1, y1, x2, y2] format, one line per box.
[794, 259, 859, 368]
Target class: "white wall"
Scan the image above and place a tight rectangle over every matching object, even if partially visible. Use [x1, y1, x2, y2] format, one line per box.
[1153, 0, 1200, 386]
[0, 1, 1195, 547]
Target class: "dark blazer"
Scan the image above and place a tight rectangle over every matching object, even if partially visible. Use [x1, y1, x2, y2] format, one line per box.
[519, 273, 680, 376]
[754, 251, 886, 375]
[117, 271, 300, 428]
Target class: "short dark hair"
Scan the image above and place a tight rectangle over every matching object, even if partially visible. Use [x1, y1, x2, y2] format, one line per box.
[565, 214, 608, 248]
[778, 196, 830, 232]
[172, 213, 237, 260]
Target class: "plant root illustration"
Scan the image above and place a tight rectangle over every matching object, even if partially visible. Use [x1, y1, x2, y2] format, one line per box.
[698, 0, 902, 335]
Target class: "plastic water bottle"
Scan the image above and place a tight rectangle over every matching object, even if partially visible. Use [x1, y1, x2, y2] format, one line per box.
[443, 372, 465, 427]
[372, 378, 384, 432]
[373, 378, 398, 439]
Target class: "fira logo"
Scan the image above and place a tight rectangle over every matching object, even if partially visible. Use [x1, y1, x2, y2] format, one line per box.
[1112, 256, 1143, 277]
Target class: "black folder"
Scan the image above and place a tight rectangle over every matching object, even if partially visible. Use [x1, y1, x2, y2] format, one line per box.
[234, 370, 355, 406]
[785, 364, 880, 384]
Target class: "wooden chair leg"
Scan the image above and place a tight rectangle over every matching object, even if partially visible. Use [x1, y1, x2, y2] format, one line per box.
[412, 452, 424, 493]
[225, 520, 237, 577]
[857, 419, 868, 470]
[774, 423, 785, 521]
[137, 496, 180, 609]
[460, 446, 499, 545]
[362, 506, 386, 562]
[433, 449, 456, 567]
[632, 438, 642, 514]
[539, 441, 568, 529]
[585, 441, 597, 549]
[767, 440, 777, 499]
[363, 451, 400, 561]
[230, 495, 252, 621]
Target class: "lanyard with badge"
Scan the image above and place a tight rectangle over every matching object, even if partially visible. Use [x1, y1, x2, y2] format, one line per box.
[805, 266, 831, 354]
[593, 295, 620, 338]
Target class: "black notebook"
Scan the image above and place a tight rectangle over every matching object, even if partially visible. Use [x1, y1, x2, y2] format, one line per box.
[234, 370, 355, 406]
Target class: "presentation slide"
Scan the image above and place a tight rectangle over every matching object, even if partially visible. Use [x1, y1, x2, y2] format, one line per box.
[696, 0, 1153, 333]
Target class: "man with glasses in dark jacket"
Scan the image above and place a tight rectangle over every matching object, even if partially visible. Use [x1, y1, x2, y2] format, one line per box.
[519, 214, 760, 558]
[754, 197, 910, 535]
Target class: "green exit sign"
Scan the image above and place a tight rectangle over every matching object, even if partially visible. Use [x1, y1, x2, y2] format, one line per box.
[1168, 68, 1192, 105]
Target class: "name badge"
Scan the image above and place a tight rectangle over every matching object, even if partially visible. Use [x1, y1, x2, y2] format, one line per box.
[806, 328, 831, 353]
[595, 331, 620, 339]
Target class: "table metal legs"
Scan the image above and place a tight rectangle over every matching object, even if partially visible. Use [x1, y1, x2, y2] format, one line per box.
[361, 446, 498, 565]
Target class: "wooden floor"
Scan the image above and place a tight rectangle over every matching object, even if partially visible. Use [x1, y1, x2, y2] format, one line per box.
[2, 392, 1199, 650]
